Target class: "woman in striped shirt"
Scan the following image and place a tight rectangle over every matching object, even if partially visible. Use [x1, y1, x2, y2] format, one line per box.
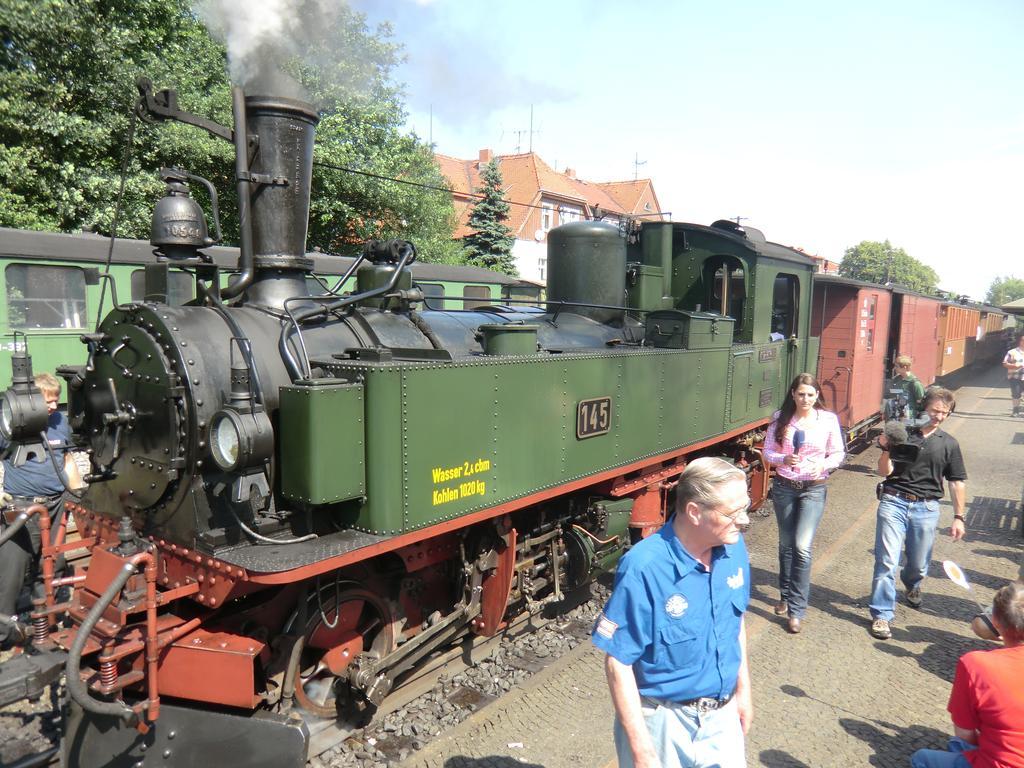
[764, 373, 845, 634]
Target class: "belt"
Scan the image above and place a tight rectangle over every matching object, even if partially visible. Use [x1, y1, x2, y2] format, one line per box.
[774, 476, 827, 490]
[882, 486, 936, 503]
[646, 693, 734, 713]
[10, 495, 55, 504]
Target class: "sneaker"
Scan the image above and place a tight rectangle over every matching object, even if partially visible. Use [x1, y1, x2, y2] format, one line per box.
[906, 585, 922, 608]
[870, 618, 892, 640]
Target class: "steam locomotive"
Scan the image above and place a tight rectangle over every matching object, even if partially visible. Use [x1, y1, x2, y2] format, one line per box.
[0, 79, 818, 767]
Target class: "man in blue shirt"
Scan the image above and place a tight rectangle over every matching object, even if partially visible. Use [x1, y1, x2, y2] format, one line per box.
[0, 372, 82, 647]
[592, 457, 752, 768]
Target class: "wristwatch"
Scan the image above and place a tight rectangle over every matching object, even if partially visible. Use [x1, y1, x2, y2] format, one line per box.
[953, 514, 966, 522]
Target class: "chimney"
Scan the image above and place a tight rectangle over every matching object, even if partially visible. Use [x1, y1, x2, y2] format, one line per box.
[564, 168, 576, 178]
[479, 148, 493, 164]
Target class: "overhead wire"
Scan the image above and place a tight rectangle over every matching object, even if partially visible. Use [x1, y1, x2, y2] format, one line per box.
[311, 159, 671, 219]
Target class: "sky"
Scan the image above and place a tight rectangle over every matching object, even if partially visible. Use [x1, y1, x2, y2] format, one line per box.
[351, 0, 1023, 302]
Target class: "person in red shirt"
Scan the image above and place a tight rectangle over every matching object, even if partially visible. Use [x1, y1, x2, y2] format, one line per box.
[910, 581, 1024, 768]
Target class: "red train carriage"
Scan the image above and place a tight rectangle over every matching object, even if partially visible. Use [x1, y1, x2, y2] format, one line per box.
[937, 303, 979, 376]
[970, 306, 1010, 367]
[810, 275, 892, 441]
[887, 288, 942, 387]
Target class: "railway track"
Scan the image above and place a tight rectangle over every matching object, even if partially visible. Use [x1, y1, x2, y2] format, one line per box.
[0, 581, 605, 768]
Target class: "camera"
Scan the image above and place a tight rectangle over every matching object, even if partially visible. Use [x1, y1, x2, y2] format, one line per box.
[882, 418, 924, 463]
[883, 382, 911, 422]
[889, 429, 922, 463]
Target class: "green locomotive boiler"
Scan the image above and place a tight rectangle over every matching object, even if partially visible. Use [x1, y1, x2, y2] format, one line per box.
[0, 80, 818, 768]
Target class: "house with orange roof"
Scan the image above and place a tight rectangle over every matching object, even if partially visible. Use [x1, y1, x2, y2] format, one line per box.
[808, 253, 840, 274]
[436, 149, 664, 283]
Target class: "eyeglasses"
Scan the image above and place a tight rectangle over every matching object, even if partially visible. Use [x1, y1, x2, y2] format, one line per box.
[707, 502, 751, 523]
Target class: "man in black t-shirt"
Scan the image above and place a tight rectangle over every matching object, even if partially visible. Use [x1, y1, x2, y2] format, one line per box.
[868, 387, 967, 640]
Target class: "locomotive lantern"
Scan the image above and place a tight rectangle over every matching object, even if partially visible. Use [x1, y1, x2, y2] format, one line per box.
[0, 338, 50, 465]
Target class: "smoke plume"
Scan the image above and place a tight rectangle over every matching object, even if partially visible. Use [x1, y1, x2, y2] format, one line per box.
[195, 0, 342, 98]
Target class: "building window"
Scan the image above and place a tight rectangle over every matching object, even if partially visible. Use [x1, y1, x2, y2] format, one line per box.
[130, 270, 196, 306]
[462, 285, 492, 310]
[541, 204, 554, 232]
[417, 282, 445, 310]
[538, 257, 547, 282]
[558, 206, 581, 225]
[6, 264, 87, 329]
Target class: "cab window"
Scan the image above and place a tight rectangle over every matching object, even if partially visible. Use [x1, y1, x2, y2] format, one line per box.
[704, 256, 746, 328]
[771, 273, 799, 339]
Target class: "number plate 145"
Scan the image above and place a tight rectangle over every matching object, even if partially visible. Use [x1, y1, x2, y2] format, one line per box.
[577, 397, 612, 439]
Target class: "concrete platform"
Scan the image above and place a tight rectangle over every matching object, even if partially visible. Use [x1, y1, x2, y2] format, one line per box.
[397, 364, 1023, 768]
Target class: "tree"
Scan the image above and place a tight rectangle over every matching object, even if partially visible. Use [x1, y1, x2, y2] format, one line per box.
[838, 240, 939, 294]
[0, 0, 461, 261]
[985, 276, 1024, 306]
[0, 0, 229, 235]
[462, 159, 517, 275]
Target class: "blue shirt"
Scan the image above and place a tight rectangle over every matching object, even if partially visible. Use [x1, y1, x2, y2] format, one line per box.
[1, 410, 72, 497]
[592, 522, 750, 701]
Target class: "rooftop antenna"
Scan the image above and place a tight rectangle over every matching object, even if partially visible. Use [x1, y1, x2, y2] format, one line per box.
[511, 107, 541, 154]
[633, 152, 647, 180]
[732, 216, 748, 226]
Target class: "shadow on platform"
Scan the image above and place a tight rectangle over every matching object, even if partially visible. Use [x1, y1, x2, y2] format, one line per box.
[758, 749, 811, 767]
[445, 758, 544, 768]
[838, 717, 950, 767]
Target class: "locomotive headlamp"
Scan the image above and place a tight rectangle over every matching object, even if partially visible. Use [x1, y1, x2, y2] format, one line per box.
[0, 388, 48, 442]
[210, 408, 273, 472]
[0, 340, 50, 465]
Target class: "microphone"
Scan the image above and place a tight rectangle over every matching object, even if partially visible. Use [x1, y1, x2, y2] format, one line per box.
[792, 429, 805, 453]
[883, 420, 908, 446]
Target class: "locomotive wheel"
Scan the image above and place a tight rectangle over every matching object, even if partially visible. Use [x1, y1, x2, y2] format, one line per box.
[292, 584, 397, 721]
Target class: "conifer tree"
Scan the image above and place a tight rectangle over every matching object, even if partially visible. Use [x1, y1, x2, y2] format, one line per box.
[463, 159, 517, 275]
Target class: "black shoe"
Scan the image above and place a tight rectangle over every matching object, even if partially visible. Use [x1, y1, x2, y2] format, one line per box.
[906, 585, 922, 608]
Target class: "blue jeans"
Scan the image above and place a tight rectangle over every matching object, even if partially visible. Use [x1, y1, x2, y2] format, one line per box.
[771, 483, 827, 619]
[614, 697, 745, 768]
[910, 737, 976, 767]
[869, 494, 941, 621]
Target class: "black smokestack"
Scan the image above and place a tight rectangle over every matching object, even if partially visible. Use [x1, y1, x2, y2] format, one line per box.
[245, 95, 319, 265]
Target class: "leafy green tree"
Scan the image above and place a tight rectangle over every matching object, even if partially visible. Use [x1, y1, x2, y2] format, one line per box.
[985, 276, 1024, 306]
[838, 240, 939, 293]
[0, 0, 460, 261]
[462, 160, 517, 275]
[0, 0, 228, 235]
